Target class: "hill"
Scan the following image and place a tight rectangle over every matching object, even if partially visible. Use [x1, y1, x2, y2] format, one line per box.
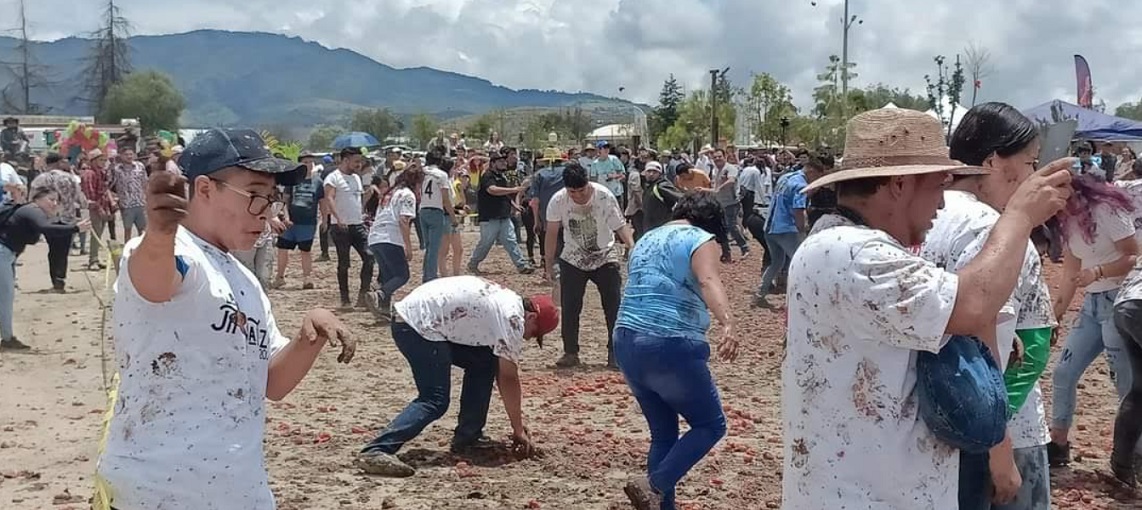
[0, 30, 632, 127]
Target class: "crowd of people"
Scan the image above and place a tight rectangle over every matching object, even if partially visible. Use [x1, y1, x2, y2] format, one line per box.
[3, 106, 1142, 510]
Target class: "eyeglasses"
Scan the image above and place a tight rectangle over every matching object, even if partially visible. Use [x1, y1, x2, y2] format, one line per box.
[210, 178, 280, 216]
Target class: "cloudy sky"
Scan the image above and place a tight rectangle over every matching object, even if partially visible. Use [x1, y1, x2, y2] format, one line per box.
[13, 0, 1142, 111]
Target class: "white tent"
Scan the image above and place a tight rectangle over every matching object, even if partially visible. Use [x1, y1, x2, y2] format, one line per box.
[585, 123, 638, 143]
[883, 102, 900, 109]
[924, 96, 971, 133]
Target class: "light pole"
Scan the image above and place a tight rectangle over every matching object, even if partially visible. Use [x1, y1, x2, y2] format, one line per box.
[814, 0, 862, 118]
[709, 67, 729, 146]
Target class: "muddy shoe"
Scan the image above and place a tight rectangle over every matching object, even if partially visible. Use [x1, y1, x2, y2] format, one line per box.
[356, 292, 371, 309]
[1111, 458, 1138, 488]
[271, 276, 286, 289]
[356, 451, 415, 478]
[751, 295, 774, 310]
[1048, 441, 1071, 467]
[450, 436, 499, 454]
[1, 337, 31, 350]
[554, 353, 581, 368]
[302, 282, 315, 290]
[623, 477, 664, 510]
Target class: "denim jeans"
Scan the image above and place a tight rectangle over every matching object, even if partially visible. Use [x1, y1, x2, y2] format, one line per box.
[418, 208, 447, 282]
[719, 203, 748, 258]
[361, 322, 499, 455]
[0, 243, 15, 340]
[330, 224, 374, 303]
[1052, 289, 1133, 431]
[757, 232, 802, 296]
[468, 218, 527, 271]
[369, 243, 410, 299]
[613, 327, 727, 510]
[959, 446, 1051, 510]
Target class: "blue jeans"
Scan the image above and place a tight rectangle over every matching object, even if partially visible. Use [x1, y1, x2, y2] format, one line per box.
[361, 322, 499, 455]
[959, 446, 1051, 510]
[757, 232, 801, 296]
[369, 243, 409, 299]
[0, 243, 15, 340]
[468, 218, 527, 270]
[613, 328, 727, 509]
[719, 203, 748, 258]
[1052, 289, 1133, 431]
[418, 208, 447, 283]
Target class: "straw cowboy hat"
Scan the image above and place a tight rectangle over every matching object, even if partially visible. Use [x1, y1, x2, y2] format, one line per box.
[805, 108, 986, 192]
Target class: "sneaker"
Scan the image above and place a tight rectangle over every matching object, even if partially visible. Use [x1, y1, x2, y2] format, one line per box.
[0, 337, 31, 350]
[518, 265, 535, 275]
[272, 276, 286, 289]
[355, 451, 416, 478]
[623, 477, 664, 510]
[302, 282, 315, 290]
[450, 435, 499, 454]
[720, 254, 732, 264]
[467, 265, 482, 276]
[555, 353, 581, 368]
[1048, 441, 1071, 467]
[751, 295, 775, 309]
[367, 291, 392, 322]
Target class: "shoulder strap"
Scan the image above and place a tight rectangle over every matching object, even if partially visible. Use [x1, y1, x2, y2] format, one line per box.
[0, 203, 26, 229]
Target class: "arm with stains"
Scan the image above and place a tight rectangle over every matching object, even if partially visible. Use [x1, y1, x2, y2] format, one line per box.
[267, 308, 355, 401]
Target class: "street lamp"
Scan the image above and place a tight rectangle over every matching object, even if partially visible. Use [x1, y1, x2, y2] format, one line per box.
[709, 67, 730, 146]
[813, 0, 862, 117]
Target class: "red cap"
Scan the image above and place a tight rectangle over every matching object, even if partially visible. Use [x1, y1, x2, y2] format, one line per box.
[529, 294, 560, 341]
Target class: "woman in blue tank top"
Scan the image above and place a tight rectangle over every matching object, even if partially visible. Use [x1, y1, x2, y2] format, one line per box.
[615, 190, 739, 510]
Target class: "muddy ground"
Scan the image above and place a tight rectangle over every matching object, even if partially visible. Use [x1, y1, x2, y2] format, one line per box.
[0, 229, 1137, 509]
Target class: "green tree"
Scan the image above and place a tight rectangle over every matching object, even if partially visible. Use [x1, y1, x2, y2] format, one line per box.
[466, 113, 496, 144]
[852, 83, 929, 112]
[307, 124, 342, 150]
[746, 73, 797, 145]
[650, 75, 685, 143]
[410, 113, 438, 149]
[656, 90, 735, 151]
[561, 107, 594, 145]
[100, 70, 185, 133]
[349, 108, 399, 142]
[1117, 100, 1142, 121]
[924, 55, 967, 137]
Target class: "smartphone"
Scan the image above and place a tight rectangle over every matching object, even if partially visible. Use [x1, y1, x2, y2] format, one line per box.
[1037, 120, 1078, 171]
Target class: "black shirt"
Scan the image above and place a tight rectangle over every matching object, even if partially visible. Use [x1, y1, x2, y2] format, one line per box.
[0, 204, 79, 255]
[477, 170, 513, 221]
[807, 187, 837, 227]
[641, 175, 683, 232]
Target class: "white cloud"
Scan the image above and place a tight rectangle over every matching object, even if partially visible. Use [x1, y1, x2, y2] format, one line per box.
[11, 0, 1142, 111]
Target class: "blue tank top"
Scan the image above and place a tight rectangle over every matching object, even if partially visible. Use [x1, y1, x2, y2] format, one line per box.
[616, 224, 715, 341]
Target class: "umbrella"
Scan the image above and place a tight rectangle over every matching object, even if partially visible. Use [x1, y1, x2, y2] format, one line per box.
[331, 132, 380, 149]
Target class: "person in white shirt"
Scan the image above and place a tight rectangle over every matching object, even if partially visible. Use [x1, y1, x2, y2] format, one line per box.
[418, 149, 459, 282]
[366, 164, 422, 321]
[545, 163, 634, 369]
[738, 158, 773, 269]
[323, 147, 375, 308]
[710, 148, 749, 261]
[356, 276, 558, 477]
[95, 128, 355, 510]
[922, 103, 1058, 508]
[782, 108, 1071, 510]
[0, 156, 25, 205]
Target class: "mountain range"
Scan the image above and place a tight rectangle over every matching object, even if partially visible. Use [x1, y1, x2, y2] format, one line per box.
[0, 30, 629, 127]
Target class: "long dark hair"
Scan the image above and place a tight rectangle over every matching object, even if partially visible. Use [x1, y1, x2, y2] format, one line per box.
[671, 190, 727, 244]
[949, 102, 1038, 166]
[386, 164, 424, 203]
[1059, 174, 1136, 244]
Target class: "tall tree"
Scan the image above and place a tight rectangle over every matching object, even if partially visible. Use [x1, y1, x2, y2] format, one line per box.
[348, 108, 399, 142]
[100, 70, 185, 133]
[83, 0, 132, 120]
[657, 90, 735, 151]
[1116, 100, 1142, 121]
[963, 42, 993, 107]
[746, 73, 797, 145]
[1, 0, 52, 114]
[924, 55, 967, 137]
[649, 75, 684, 143]
[410, 113, 438, 149]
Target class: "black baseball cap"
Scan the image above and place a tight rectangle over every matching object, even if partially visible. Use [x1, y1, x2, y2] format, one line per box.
[182, 128, 306, 186]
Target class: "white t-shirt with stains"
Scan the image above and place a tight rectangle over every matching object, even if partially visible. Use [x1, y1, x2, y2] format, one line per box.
[546, 182, 626, 271]
[1067, 203, 1136, 294]
[98, 227, 290, 510]
[783, 214, 960, 510]
[394, 276, 526, 363]
[919, 190, 1055, 450]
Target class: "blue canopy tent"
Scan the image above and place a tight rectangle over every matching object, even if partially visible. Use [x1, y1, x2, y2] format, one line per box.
[1023, 100, 1142, 141]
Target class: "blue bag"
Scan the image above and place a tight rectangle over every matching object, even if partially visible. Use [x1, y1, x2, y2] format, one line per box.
[916, 334, 1008, 453]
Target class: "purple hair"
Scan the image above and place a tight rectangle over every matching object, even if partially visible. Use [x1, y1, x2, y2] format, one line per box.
[1057, 174, 1136, 245]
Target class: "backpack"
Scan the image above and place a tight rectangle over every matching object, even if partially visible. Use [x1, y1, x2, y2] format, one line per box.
[0, 202, 26, 232]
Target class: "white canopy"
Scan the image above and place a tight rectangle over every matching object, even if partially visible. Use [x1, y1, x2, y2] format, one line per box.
[585, 123, 638, 142]
[924, 96, 971, 132]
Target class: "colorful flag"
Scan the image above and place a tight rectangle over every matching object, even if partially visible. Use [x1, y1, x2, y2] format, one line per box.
[1075, 55, 1094, 108]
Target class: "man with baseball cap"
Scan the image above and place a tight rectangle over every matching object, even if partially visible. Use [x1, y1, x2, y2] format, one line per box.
[95, 128, 356, 510]
[273, 150, 325, 290]
[781, 108, 1073, 509]
[357, 276, 558, 477]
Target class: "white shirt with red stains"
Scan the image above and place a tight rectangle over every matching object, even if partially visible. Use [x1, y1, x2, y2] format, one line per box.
[919, 190, 1055, 450]
[98, 226, 291, 510]
[782, 213, 960, 510]
[394, 275, 526, 363]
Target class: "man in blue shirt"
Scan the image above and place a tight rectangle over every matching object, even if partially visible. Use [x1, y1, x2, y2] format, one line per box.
[590, 143, 626, 199]
[753, 152, 827, 308]
[528, 158, 566, 262]
[275, 152, 325, 290]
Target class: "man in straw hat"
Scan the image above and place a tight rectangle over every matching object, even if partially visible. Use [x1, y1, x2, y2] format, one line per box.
[781, 108, 1074, 509]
